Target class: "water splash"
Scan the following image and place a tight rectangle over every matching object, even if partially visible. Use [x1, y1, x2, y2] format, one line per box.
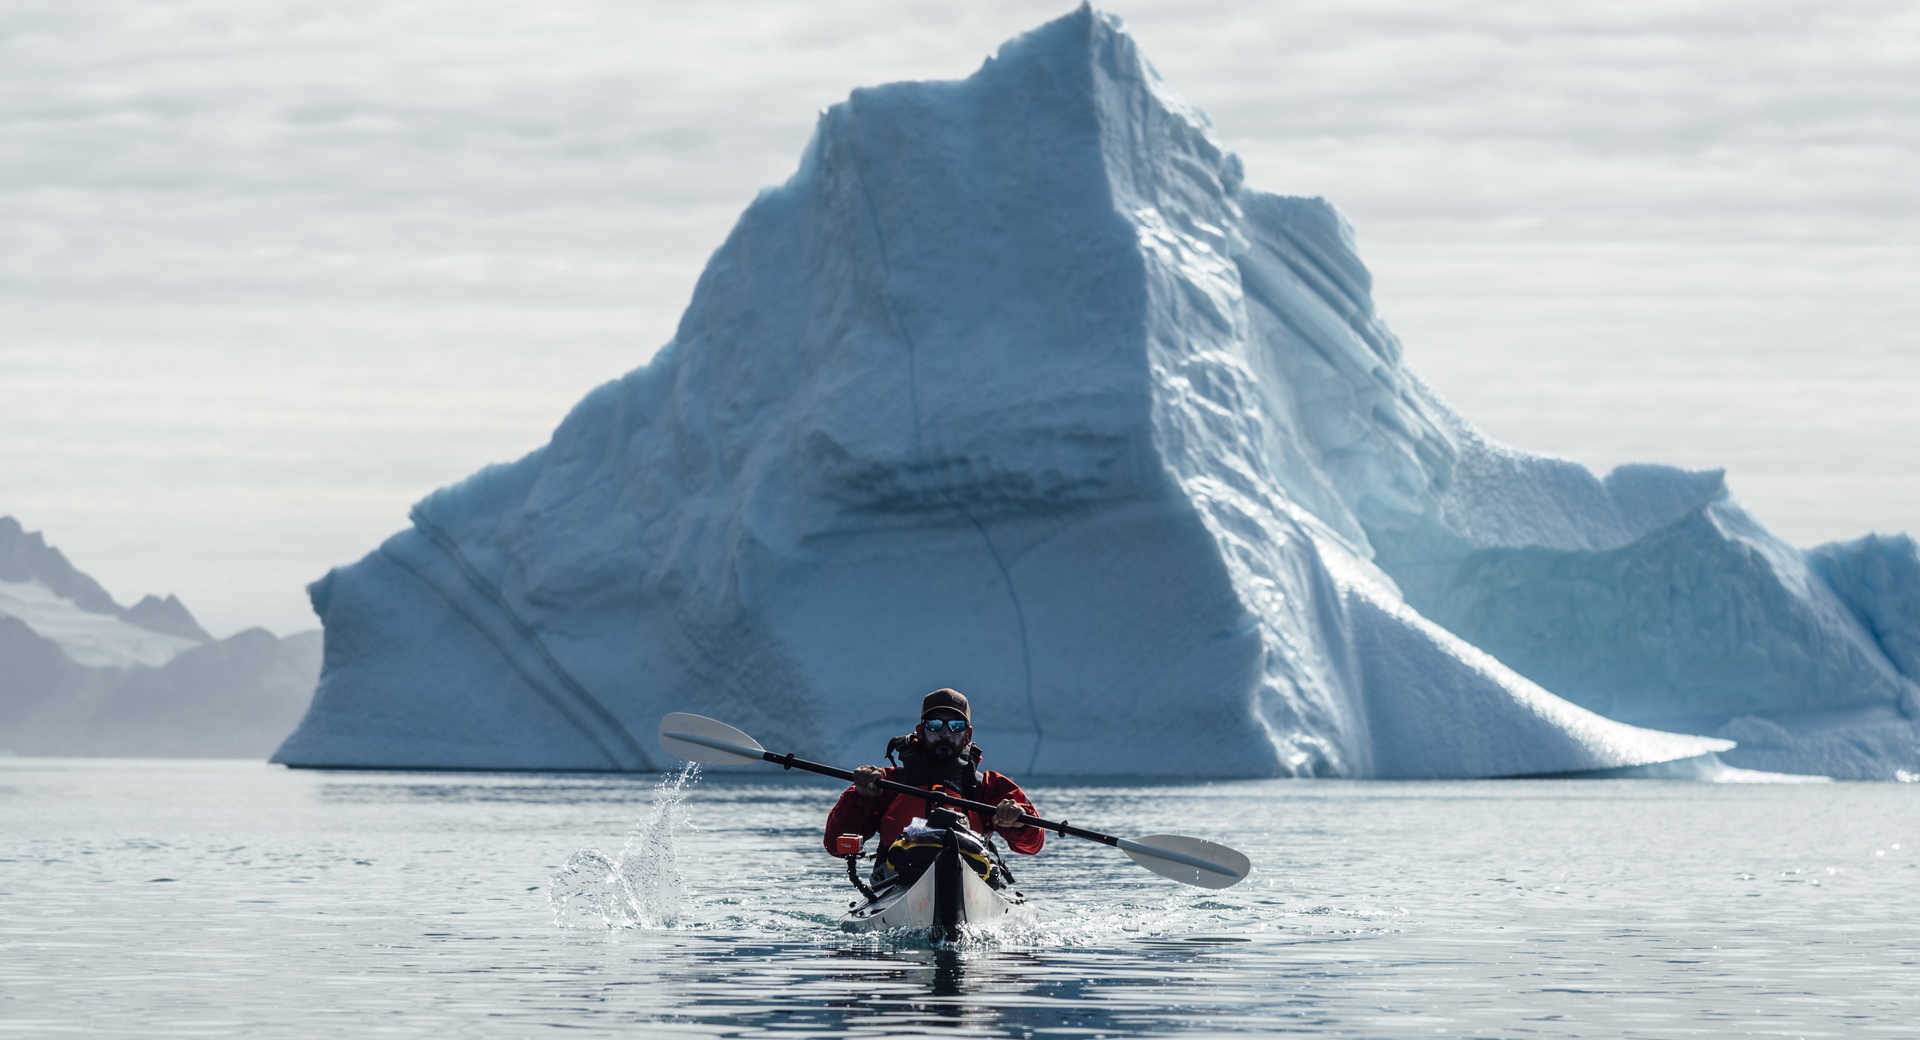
[549, 763, 699, 929]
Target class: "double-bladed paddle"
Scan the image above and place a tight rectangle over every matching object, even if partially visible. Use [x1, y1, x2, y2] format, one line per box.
[659, 711, 1251, 890]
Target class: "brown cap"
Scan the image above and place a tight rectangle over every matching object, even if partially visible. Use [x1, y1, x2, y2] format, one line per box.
[920, 688, 970, 720]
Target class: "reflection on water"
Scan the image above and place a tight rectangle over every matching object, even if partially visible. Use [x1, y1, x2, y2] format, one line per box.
[535, 934, 1279, 1037]
[1, 760, 1915, 1038]
[315, 776, 657, 805]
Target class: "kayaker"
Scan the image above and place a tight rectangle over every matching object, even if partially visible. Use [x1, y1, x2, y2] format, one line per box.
[823, 688, 1044, 861]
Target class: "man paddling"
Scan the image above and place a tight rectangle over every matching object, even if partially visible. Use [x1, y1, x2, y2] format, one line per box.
[823, 688, 1043, 864]
[660, 709, 1247, 890]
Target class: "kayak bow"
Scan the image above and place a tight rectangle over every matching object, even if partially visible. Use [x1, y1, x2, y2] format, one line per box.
[841, 826, 1025, 941]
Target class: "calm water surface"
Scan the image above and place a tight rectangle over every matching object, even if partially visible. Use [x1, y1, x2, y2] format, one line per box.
[0, 759, 1913, 1038]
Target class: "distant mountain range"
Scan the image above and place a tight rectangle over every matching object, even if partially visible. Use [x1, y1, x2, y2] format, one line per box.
[1, 516, 320, 757]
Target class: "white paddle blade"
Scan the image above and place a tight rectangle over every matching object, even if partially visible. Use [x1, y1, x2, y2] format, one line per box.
[658, 713, 768, 766]
[1117, 834, 1251, 890]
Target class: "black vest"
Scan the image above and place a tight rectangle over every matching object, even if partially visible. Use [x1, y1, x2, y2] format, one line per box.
[885, 733, 983, 802]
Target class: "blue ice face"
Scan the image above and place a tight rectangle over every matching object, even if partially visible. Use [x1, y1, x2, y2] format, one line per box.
[269, 7, 1920, 783]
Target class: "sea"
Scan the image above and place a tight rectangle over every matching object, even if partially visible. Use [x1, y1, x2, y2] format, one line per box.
[1, 758, 1913, 1038]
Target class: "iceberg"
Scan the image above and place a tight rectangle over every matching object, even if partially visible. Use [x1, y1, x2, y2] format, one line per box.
[274, 7, 1915, 778]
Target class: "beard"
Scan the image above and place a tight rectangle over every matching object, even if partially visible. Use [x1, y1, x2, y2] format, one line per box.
[923, 730, 968, 758]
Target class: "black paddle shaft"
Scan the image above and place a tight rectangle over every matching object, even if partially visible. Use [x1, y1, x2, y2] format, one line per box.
[759, 749, 1121, 848]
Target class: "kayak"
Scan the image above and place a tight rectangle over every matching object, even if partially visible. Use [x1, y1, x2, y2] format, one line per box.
[840, 842, 1024, 941]
[837, 810, 1026, 942]
[656, 714, 1251, 941]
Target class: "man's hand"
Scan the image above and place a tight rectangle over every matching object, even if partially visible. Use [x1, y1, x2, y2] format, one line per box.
[852, 765, 883, 797]
[993, 798, 1024, 829]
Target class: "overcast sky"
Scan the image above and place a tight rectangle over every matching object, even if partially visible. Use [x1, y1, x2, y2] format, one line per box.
[4, 0, 1916, 636]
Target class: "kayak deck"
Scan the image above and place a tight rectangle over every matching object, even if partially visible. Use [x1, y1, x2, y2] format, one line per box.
[841, 845, 1024, 941]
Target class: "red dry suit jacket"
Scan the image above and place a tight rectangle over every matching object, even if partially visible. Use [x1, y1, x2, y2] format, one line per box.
[823, 761, 1044, 857]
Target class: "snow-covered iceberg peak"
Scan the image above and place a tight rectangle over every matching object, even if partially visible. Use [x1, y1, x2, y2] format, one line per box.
[275, 7, 1917, 778]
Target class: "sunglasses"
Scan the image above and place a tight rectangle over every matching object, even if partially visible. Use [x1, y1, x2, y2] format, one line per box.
[921, 717, 970, 734]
